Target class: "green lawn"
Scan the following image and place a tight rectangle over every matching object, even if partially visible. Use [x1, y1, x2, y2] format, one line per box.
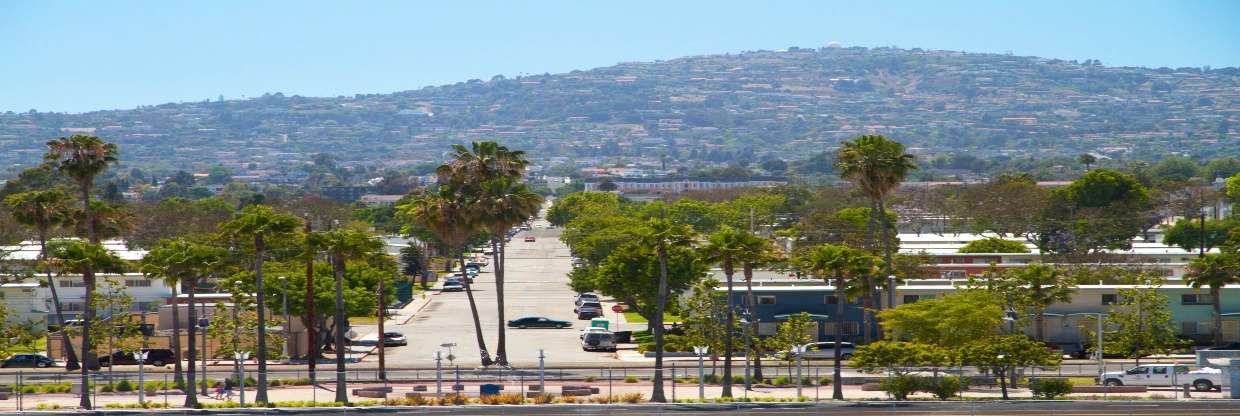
[623, 311, 681, 324]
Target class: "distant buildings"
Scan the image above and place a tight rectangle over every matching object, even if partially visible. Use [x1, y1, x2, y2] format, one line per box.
[583, 176, 788, 194]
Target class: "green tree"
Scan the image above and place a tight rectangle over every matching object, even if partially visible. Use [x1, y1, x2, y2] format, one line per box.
[1204, 157, 1240, 181]
[957, 237, 1030, 253]
[473, 177, 543, 366]
[1150, 156, 1201, 182]
[835, 134, 917, 318]
[1078, 153, 1097, 171]
[313, 229, 384, 403]
[220, 204, 301, 403]
[127, 197, 233, 249]
[802, 243, 879, 399]
[1164, 218, 1232, 253]
[679, 278, 735, 361]
[763, 312, 816, 365]
[1007, 264, 1072, 341]
[1036, 169, 1151, 254]
[1185, 253, 1240, 346]
[878, 290, 1005, 349]
[47, 239, 124, 408]
[3, 188, 81, 369]
[736, 233, 780, 382]
[956, 174, 1049, 238]
[960, 335, 1061, 399]
[546, 191, 623, 227]
[44, 135, 118, 409]
[698, 227, 748, 397]
[850, 341, 948, 376]
[1102, 278, 1188, 363]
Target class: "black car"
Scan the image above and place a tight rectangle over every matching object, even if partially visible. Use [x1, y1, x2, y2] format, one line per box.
[507, 316, 572, 329]
[1, 354, 55, 368]
[382, 332, 408, 346]
[97, 349, 175, 367]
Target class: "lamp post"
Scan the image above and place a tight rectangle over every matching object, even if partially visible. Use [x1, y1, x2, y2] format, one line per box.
[232, 280, 243, 390]
[693, 346, 709, 401]
[792, 344, 809, 398]
[133, 351, 149, 405]
[887, 274, 896, 311]
[538, 349, 546, 394]
[234, 351, 251, 406]
[433, 351, 443, 394]
[280, 276, 289, 363]
[741, 313, 752, 392]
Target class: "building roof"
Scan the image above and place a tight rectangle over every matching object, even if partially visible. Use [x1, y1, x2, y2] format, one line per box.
[0, 239, 147, 261]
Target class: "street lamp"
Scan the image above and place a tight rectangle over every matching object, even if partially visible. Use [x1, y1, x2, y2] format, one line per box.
[791, 343, 810, 399]
[538, 349, 547, 394]
[433, 351, 444, 394]
[234, 351, 251, 406]
[740, 312, 754, 393]
[280, 276, 289, 363]
[692, 346, 709, 401]
[132, 350, 149, 405]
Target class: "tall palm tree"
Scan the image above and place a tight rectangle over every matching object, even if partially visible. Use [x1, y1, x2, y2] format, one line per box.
[220, 205, 301, 404]
[44, 135, 118, 409]
[438, 141, 530, 186]
[47, 240, 125, 409]
[4, 188, 81, 370]
[401, 186, 494, 366]
[835, 134, 916, 337]
[138, 242, 187, 391]
[1186, 253, 1240, 346]
[638, 218, 695, 403]
[1007, 264, 1072, 341]
[315, 229, 384, 404]
[803, 244, 879, 400]
[474, 177, 543, 366]
[699, 227, 747, 397]
[736, 233, 778, 383]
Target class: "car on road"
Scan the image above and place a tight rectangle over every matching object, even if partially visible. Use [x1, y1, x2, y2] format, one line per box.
[802, 342, 856, 359]
[581, 331, 617, 352]
[575, 301, 603, 319]
[441, 279, 464, 292]
[524, 236, 536, 242]
[575, 293, 599, 306]
[580, 327, 609, 339]
[97, 349, 175, 367]
[1099, 364, 1227, 391]
[382, 332, 407, 346]
[1, 354, 55, 368]
[507, 316, 572, 329]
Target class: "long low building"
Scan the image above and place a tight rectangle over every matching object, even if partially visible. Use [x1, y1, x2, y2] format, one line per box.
[725, 281, 1239, 349]
[583, 176, 788, 193]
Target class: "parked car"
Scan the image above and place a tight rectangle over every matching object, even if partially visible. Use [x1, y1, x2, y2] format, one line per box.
[575, 301, 603, 319]
[575, 293, 599, 306]
[800, 342, 856, 360]
[524, 236, 536, 242]
[581, 331, 617, 352]
[382, 332, 407, 346]
[97, 349, 175, 367]
[1099, 364, 1227, 391]
[1204, 342, 1240, 350]
[1, 354, 54, 368]
[507, 316, 572, 329]
[580, 327, 609, 339]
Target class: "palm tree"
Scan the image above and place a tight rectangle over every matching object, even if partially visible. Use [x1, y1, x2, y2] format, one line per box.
[315, 229, 384, 404]
[835, 134, 916, 337]
[1186, 253, 1240, 346]
[437, 141, 530, 186]
[138, 242, 187, 391]
[401, 186, 494, 366]
[47, 240, 125, 409]
[44, 135, 118, 409]
[699, 227, 747, 397]
[736, 234, 778, 383]
[1007, 264, 1072, 341]
[802, 244, 879, 400]
[141, 239, 227, 407]
[638, 218, 695, 403]
[474, 177, 543, 366]
[4, 188, 81, 370]
[220, 205, 301, 404]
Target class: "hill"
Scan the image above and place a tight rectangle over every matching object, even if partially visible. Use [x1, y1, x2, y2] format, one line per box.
[1, 46, 1237, 178]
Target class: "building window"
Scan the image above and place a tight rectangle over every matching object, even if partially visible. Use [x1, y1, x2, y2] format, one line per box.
[757, 322, 777, 336]
[60, 279, 87, 288]
[1101, 294, 1119, 305]
[63, 302, 85, 312]
[903, 295, 921, 304]
[1182, 321, 1200, 334]
[126, 279, 152, 288]
[1182, 294, 1214, 305]
[757, 296, 777, 305]
[824, 295, 838, 305]
[824, 322, 860, 335]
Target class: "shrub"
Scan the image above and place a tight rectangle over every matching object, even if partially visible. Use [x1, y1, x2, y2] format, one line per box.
[99, 383, 114, 393]
[556, 395, 579, 404]
[818, 376, 833, 386]
[590, 395, 616, 404]
[880, 375, 925, 400]
[531, 394, 554, 404]
[115, 380, 135, 392]
[771, 375, 791, 386]
[584, 376, 596, 382]
[1030, 378, 1074, 399]
[701, 373, 721, 384]
[624, 375, 639, 383]
[732, 375, 747, 384]
[924, 376, 968, 400]
[479, 393, 524, 405]
[619, 392, 644, 403]
[438, 393, 468, 405]
[35, 404, 63, 410]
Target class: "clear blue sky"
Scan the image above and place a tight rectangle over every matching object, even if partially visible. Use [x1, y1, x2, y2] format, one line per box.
[2, 0, 1237, 113]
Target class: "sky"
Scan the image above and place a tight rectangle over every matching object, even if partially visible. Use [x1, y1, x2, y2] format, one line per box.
[2, 1, 1238, 113]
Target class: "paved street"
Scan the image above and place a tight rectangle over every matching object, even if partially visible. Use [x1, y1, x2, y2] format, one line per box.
[383, 211, 615, 368]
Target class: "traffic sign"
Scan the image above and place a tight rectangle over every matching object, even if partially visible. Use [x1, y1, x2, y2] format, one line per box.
[611, 305, 624, 313]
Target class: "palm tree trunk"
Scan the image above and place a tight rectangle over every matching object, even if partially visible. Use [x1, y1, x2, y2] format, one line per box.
[170, 284, 184, 389]
[833, 274, 846, 400]
[1035, 309, 1045, 341]
[721, 264, 735, 398]
[78, 180, 96, 410]
[38, 231, 80, 370]
[861, 293, 873, 344]
[650, 244, 670, 403]
[745, 264, 763, 382]
[254, 236, 271, 404]
[185, 282, 199, 407]
[333, 256, 349, 404]
[377, 273, 386, 381]
[494, 237, 509, 366]
[1213, 286, 1223, 347]
[459, 252, 492, 366]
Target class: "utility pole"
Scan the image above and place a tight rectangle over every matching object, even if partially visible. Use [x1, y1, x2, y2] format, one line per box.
[304, 216, 316, 384]
[1200, 190, 1207, 257]
[281, 276, 289, 363]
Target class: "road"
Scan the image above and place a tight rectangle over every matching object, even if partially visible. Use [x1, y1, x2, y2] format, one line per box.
[384, 212, 608, 368]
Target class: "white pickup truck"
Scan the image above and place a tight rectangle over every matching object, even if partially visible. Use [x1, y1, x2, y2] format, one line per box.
[1100, 364, 1228, 391]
